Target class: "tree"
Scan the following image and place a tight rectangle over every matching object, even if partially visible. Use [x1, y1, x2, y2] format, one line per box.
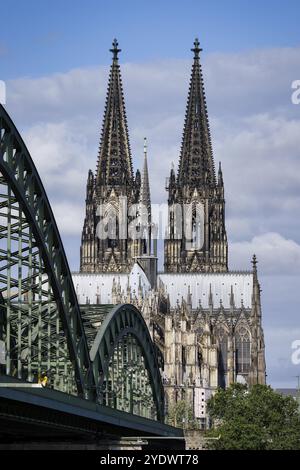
[205, 383, 300, 450]
[166, 400, 197, 429]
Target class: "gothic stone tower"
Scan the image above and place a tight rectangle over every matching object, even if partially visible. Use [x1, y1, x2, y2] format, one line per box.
[80, 40, 142, 273]
[160, 40, 265, 419]
[76, 39, 266, 423]
[164, 39, 228, 273]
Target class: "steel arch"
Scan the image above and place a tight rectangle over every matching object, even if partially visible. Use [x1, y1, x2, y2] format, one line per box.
[90, 303, 164, 421]
[0, 104, 95, 399]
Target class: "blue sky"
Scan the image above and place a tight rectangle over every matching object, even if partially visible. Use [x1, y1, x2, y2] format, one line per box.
[1, 0, 300, 389]
[1, 0, 300, 78]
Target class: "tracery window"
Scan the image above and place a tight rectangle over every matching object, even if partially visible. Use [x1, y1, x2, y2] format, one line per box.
[236, 327, 251, 374]
[215, 326, 228, 388]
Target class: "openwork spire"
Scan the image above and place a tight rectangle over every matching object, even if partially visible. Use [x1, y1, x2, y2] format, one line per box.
[96, 39, 134, 188]
[139, 137, 151, 216]
[177, 38, 216, 188]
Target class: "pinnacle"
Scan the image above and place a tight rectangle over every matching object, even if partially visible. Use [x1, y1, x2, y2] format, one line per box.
[96, 40, 134, 188]
[177, 39, 216, 189]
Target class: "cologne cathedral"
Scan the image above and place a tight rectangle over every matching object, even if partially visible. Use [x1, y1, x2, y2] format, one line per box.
[73, 39, 266, 426]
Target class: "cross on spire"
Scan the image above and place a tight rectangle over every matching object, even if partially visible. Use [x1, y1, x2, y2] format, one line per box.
[191, 37, 202, 58]
[110, 38, 121, 60]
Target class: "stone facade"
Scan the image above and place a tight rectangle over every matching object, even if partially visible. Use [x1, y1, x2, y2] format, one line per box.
[164, 39, 227, 274]
[80, 40, 151, 273]
[77, 38, 266, 425]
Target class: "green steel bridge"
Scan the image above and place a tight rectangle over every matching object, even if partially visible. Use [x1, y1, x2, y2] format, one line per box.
[0, 104, 183, 448]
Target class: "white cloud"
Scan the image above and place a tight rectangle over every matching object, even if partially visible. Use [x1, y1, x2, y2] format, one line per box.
[214, 112, 300, 243]
[204, 47, 300, 117]
[5, 46, 300, 251]
[7, 66, 107, 124]
[264, 326, 300, 388]
[230, 232, 300, 275]
[51, 201, 85, 236]
[4, 45, 300, 387]
[23, 118, 96, 200]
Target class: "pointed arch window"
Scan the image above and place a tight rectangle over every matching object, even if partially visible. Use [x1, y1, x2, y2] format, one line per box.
[197, 347, 203, 369]
[215, 326, 228, 388]
[236, 327, 250, 374]
[104, 207, 119, 249]
[191, 202, 203, 250]
[192, 205, 197, 246]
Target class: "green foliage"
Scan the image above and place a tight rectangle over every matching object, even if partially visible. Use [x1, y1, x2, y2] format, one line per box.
[166, 400, 198, 429]
[205, 384, 300, 450]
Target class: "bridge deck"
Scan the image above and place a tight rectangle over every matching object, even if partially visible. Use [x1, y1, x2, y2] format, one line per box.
[0, 376, 184, 449]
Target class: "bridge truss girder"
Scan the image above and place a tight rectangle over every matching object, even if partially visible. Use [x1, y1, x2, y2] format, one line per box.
[90, 304, 164, 421]
[0, 104, 164, 422]
[0, 104, 95, 399]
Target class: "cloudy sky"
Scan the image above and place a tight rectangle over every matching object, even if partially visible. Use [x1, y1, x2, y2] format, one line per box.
[1, 0, 300, 388]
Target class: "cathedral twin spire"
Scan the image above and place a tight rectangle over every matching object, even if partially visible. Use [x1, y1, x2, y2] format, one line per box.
[81, 37, 227, 274]
[177, 38, 216, 190]
[78, 38, 265, 391]
[97, 36, 216, 197]
[165, 37, 228, 273]
[81, 39, 152, 273]
[96, 39, 133, 191]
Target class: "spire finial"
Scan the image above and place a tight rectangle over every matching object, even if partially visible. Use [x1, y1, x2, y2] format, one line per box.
[110, 38, 121, 60]
[143, 137, 147, 156]
[252, 254, 258, 274]
[218, 161, 223, 186]
[191, 37, 202, 58]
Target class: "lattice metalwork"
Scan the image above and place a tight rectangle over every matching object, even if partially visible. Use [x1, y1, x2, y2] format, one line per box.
[0, 104, 95, 399]
[103, 334, 157, 420]
[90, 304, 164, 421]
[0, 104, 165, 422]
[0, 178, 76, 392]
